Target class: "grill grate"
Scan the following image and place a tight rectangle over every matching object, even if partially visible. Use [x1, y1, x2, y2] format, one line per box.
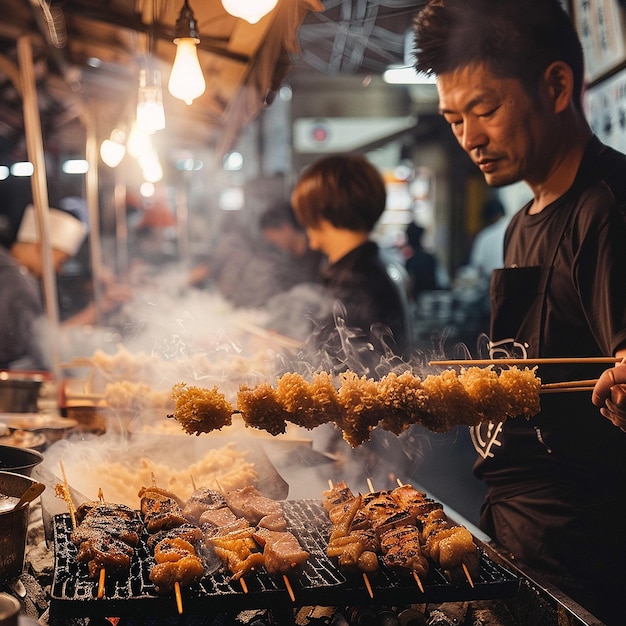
[50, 499, 519, 618]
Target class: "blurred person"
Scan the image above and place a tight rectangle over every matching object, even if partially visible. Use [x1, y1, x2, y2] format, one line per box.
[1, 205, 132, 370]
[192, 202, 322, 309]
[414, 1, 626, 622]
[0, 205, 88, 370]
[403, 222, 441, 301]
[468, 198, 508, 277]
[291, 154, 411, 371]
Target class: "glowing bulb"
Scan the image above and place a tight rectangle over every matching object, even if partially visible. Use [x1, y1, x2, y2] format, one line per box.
[100, 128, 126, 167]
[127, 122, 151, 159]
[221, 0, 278, 24]
[168, 38, 205, 105]
[136, 68, 166, 133]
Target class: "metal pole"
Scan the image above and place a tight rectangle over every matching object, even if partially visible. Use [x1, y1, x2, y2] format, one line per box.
[17, 35, 61, 380]
[114, 181, 129, 276]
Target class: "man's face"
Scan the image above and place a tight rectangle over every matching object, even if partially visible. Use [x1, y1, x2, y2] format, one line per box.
[11, 242, 69, 278]
[437, 62, 557, 188]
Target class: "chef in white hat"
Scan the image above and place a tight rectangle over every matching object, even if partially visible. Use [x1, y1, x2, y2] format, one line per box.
[0, 205, 89, 370]
[11, 204, 88, 277]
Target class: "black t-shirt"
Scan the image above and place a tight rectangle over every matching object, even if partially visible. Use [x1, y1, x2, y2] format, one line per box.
[473, 137, 626, 489]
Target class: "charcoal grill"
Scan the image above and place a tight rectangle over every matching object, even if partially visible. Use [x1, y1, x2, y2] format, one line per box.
[50, 499, 519, 619]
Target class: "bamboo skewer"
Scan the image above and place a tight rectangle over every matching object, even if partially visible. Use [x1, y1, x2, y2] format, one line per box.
[239, 577, 248, 593]
[96, 488, 106, 600]
[174, 581, 183, 614]
[97, 566, 106, 600]
[362, 572, 374, 598]
[429, 356, 620, 366]
[462, 563, 474, 588]
[412, 570, 425, 593]
[283, 574, 295, 602]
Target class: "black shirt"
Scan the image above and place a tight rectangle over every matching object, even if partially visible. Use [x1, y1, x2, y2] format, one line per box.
[308, 241, 409, 375]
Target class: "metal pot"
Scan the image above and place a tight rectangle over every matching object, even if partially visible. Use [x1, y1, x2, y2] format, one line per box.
[0, 471, 39, 584]
[0, 446, 44, 477]
[0, 372, 45, 414]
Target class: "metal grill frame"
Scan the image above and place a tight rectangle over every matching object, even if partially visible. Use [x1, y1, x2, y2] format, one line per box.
[50, 500, 520, 619]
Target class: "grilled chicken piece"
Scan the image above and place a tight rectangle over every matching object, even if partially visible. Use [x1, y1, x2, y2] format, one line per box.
[206, 525, 264, 580]
[336, 533, 380, 574]
[76, 534, 135, 579]
[74, 502, 136, 525]
[71, 515, 141, 548]
[225, 485, 284, 525]
[146, 523, 203, 552]
[322, 481, 355, 511]
[140, 489, 189, 533]
[327, 497, 361, 526]
[438, 527, 480, 573]
[199, 506, 239, 528]
[421, 515, 480, 581]
[72, 502, 142, 579]
[149, 537, 204, 594]
[258, 510, 288, 531]
[182, 487, 228, 524]
[252, 527, 310, 577]
[379, 526, 428, 577]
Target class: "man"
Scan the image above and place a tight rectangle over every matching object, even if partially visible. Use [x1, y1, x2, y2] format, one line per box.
[414, 1, 626, 623]
[196, 202, 322, 308]
[1, 204, 87, 370]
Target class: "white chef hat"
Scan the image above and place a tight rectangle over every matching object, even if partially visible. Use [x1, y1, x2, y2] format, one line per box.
[17, 204, 88, 256]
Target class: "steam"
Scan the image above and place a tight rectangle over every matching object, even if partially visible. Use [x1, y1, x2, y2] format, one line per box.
[43, 262, 484, 522]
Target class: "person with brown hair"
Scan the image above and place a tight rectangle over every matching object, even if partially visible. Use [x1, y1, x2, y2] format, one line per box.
[414, 1, 626, 622]
[291, 154, 411, 373]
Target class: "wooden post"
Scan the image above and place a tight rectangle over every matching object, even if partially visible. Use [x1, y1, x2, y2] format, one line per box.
[17, 35, 61, 380]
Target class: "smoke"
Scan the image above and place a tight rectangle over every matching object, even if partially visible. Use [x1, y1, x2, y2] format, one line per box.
[44, 262, 485, 525]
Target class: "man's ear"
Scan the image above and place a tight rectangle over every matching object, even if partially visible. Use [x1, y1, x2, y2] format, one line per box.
[544, 61, 574, 114]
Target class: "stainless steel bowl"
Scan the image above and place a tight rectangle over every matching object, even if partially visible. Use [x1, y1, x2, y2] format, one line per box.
[0, 372, 45, 414]
[0, 446, 44, 477]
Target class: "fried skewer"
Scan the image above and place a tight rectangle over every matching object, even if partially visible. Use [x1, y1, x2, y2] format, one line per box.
[58, 461, 76, 529]
[169, 365, 542, 447]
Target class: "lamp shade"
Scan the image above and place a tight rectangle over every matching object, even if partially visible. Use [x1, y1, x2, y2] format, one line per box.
[221, 0, 278, 24]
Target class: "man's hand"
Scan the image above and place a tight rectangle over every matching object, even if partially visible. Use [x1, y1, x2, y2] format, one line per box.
[592, 361, 626, 432]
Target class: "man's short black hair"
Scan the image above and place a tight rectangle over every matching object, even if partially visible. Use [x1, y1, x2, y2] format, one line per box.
[413, 0, 585, 111]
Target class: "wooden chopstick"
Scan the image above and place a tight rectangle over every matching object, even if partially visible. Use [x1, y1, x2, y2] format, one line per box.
[539, 386, 593, 394]
[539, 379, 598, 393]
[540, 379, 598, 389]
[429, 357, 620, 367]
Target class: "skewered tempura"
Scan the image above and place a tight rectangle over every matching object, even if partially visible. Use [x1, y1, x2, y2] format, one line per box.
[170, 383, 234, 435]
[169, 365, 541, 447]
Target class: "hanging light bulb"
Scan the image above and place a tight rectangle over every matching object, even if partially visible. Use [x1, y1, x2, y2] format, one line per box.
[168, 0, 206, 105]
[136, 67, 166, 133]
[221, 0, 278, 24]
[100, 128, 127, 168]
